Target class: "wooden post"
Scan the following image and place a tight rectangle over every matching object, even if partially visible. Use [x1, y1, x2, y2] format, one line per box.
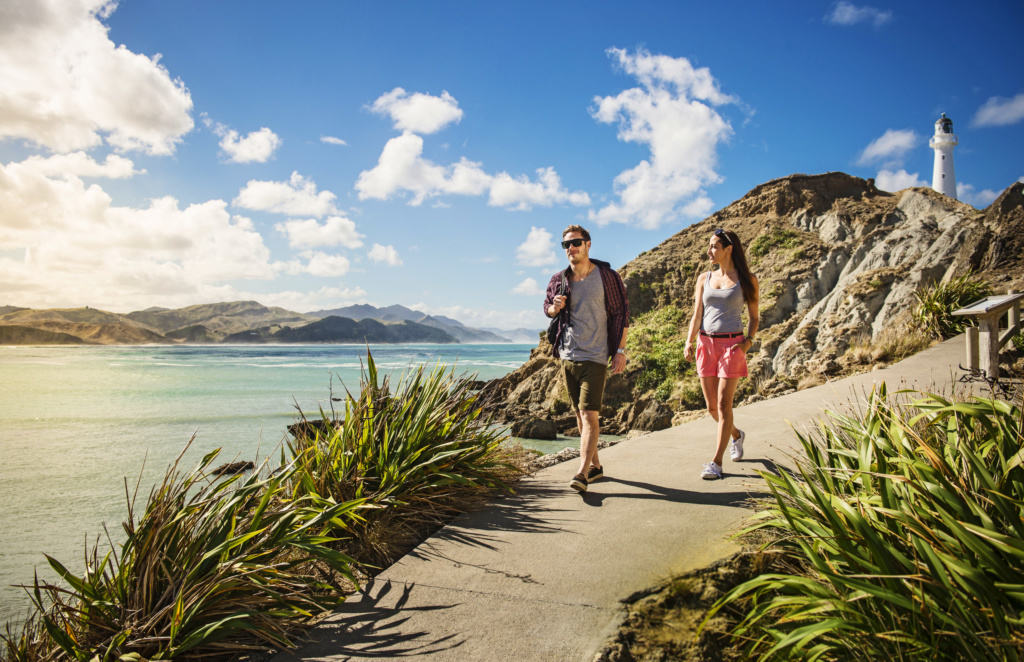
[966, 326, 979, 372]
[980, 314, 1000, 379]
[1010, 294, 1021, 336]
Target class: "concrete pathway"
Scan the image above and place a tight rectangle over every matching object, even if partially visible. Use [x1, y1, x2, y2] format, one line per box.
[273, 337, 977, 661]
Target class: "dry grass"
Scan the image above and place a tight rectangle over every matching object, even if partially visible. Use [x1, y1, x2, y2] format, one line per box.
[843, 322, 934, 368]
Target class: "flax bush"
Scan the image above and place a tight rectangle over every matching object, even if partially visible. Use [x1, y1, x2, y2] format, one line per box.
[915, 272, 992, 339]
[285, 351, 525, 568]
[2, 447, 362, 662]
[707, 384, 1024, 661]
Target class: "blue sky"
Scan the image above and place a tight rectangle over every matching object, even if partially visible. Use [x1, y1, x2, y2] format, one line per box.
[1, 0, 1021, 330]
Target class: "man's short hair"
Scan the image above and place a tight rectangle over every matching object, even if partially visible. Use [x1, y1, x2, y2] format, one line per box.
[562, 224, 591, 242]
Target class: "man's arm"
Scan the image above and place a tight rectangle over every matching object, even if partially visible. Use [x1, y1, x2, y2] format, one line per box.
[611, 325, 629, 374]
[543, 272, 561, 318]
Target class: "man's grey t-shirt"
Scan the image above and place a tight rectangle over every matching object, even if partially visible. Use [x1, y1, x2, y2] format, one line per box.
[560, 268, 608, 364]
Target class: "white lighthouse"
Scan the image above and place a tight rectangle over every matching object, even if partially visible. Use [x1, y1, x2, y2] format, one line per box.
[929, 113, 958, 199]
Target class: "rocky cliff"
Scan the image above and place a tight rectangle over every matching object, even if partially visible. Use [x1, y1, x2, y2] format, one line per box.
[484, 173, 1024, 435]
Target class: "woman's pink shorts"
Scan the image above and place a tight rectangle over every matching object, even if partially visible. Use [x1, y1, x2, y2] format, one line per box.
[696, 333, 748, 379]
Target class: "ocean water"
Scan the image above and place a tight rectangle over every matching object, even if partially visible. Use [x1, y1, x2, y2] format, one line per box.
[0, 343, 579, 623]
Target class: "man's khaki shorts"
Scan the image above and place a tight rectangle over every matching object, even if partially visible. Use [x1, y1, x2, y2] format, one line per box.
[561, 359, 607, 412]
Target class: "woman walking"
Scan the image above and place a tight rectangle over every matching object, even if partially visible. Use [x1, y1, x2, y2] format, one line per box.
[682, 228, 759, 480]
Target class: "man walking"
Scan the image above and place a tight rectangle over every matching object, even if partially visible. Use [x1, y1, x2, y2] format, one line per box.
[544, 224, 629, 493]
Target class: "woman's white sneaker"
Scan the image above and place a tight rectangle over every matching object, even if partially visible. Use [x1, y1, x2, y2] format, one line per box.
[729, 430, 745, 461]
[701, 461, 723, 480]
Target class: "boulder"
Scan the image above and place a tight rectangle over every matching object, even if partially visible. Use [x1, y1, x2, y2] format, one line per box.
[510, 416, 558, 440]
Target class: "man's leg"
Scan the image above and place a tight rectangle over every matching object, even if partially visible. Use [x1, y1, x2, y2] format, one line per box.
[576, 408, 600, 476]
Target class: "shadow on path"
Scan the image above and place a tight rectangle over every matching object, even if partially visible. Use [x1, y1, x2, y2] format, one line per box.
[275, 579, 463, 660]
[408, 481, 575, 558]
[579, 476, 765, 508]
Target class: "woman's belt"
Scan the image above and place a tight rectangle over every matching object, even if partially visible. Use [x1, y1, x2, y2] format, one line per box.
[699, 330, 743, 338]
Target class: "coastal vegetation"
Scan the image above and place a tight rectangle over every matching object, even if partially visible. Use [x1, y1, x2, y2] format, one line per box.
[915, 271, 994, 339]
[599, 384, 1024, 661]
[284, 354, 526, 568]
[0, 352, 525, 661]
[706, 385, 1024, 660]
[626, 305, 700, 406]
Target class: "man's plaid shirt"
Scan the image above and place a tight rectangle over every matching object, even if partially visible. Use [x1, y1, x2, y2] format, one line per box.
[543, 258, 629, 360]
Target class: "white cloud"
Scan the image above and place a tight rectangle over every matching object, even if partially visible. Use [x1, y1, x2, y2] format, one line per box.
[355, 132, 489, 205]
[515, 227, 556, 267]
[320, 135, 347, 146]
[971, 93, 1024, 127]
[357, 89, 589, 210]
[15, 152, 142, 179]
[0, 155, 283, 311]
[233, 171, 338, 217]
[875, 168, 927, 192]
[368, 243, 402, 266]
[215, 126, 281, 163]
[489, 168, 591, 210]
[826, 2, 893, 27]
[857, 129, 919, 165]
[589, 48, 736, 229]
[356, 131, 587, 210]
[958, 183, 1000, 208]
[302, 251, 351, 277]
[275, 216, 364, 249]
[370, 87, 463, 135]
[512, 277, 544, 296]
[0, 0, 193, 154]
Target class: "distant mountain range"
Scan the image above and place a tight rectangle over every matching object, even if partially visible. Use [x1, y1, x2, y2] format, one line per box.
[307, 303, 520, 343]
[0, 301, 540, 345]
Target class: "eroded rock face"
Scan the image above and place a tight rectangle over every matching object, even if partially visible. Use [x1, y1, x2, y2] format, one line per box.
[484, 174, 1024, 434]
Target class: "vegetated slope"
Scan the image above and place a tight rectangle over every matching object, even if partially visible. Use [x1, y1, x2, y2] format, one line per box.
[0, 325, 86, 344]
[224, 316, 458, 343]
[0, 307, 168, 344]
[309, 303, 509, 342]
[483, 172, 1024, 434]
[126, 301, 316, 340]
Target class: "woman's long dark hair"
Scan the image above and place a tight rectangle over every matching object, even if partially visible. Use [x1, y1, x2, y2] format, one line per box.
[721, 229, 756, 303]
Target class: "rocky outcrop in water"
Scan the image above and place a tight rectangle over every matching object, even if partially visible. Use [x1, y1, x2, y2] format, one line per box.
[485, 173, 1024, 437]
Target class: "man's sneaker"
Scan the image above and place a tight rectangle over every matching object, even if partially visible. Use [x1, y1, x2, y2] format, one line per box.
[570, 472, 588, 492]
[729, 430, 745, 462]
[701, 461, 723, 480]
[586, 465, 604, 482]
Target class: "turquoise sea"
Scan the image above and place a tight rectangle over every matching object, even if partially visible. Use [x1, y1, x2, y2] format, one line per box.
[0, 343, 575, 623]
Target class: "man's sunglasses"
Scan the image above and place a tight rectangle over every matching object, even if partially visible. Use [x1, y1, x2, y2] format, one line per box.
[561, 238, 586, 249]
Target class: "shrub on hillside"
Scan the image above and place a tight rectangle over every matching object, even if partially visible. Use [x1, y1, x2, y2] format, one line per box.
[749, 228, 802, 258]
[914, 272, 992, 339]
[626, 306, 694, 403]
